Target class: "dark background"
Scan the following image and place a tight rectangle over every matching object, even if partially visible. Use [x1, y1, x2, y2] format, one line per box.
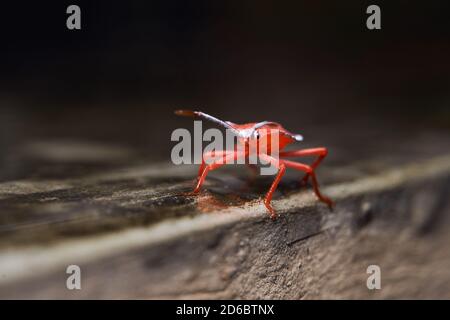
[0, 0, 449, 180]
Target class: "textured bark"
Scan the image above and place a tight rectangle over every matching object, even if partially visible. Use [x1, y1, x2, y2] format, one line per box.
[0, 148, 449, 299]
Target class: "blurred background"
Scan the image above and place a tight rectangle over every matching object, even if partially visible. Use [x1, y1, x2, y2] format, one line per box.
[0, 0, 449, 180]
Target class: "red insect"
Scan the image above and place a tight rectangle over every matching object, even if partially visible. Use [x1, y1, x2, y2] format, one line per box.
[175, 110, 334, 219]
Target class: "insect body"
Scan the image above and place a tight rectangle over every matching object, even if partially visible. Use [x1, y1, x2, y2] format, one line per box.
[175, 110, 334, 219]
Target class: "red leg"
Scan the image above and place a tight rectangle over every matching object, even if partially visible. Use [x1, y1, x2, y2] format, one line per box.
[280, 148, 328, 185]
[197, 150, 232, 180]
[194, 151, 244, 193]
[282, 159, 334, 209]
[199, 150, 257, 180]
[258, 154, 286, 220]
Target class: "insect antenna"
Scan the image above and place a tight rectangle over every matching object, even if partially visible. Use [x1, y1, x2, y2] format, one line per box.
[175, 110, 242, 136]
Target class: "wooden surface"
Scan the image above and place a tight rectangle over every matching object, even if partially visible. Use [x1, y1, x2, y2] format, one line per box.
[1, 0, 449, 300]
[0, 114, 449, 299]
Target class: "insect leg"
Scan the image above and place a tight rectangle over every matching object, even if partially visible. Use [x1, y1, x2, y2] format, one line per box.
[280, 147, 328, 185]
[199, 151, 256, 179]
[194, 151, 244, 193]
[258, 154, 286, 220]
[198, 150, 232, 179]
[282, 159, 334, 209]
